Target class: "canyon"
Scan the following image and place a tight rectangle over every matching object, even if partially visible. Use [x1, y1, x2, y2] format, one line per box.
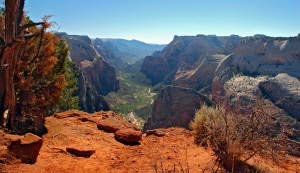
[142, 34, 300, 131]
[1, 33, 300, 172]
[58, 33, 300, 133]
[1, 1, 300, 172]
[58, 33, 164, 118]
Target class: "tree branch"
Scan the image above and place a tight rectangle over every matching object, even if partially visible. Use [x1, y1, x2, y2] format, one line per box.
[20, 22, 45, 31]
[31, 25, 46, 63]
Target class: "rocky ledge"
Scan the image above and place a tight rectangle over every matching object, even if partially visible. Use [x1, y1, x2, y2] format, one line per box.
[0, 110, 299, 172]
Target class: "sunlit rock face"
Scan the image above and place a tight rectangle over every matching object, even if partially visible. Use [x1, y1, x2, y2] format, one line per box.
[143, 34, 300, 129]
[259, 73, 300, 120]
[143, 86, 211, 130]
[58, 33, 119, 112]
[141, 35, 241, 87]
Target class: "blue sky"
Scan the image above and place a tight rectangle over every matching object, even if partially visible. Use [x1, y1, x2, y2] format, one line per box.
[25, 0, 300, 44]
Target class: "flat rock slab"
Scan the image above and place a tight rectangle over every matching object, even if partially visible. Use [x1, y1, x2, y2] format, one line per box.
[8, 133, 43, 164]
[114, 128, 142, 144]
[66, 146, 95, 158]
[54, 110, 89, 119]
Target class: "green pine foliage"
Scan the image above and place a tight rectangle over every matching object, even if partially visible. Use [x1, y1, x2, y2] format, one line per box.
[49, 40, 80, 113]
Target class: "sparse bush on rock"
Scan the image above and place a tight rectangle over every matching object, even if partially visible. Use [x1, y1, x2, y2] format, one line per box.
[190, 103, 298, 172]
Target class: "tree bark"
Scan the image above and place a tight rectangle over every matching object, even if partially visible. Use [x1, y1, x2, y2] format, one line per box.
[0, 0, 25, 129]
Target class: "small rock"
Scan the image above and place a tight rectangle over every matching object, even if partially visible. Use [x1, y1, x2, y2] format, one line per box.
[97, 117, 139, 133]
[114, 128, 142, 144]
[145, 129, 166, 137]
[66, 146, 95, 158]
[8, 133, 43, 164]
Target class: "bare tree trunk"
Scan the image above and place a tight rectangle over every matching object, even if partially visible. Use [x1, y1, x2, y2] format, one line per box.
[0, 0, 25, 129]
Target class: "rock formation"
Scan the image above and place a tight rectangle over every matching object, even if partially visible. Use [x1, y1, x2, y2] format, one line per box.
[58, 33, 119, 112]
[212, 37, 300, 120]
[144, 86, 211, 130]
[142, 34, 300, 129]
[141, 35, 241, 87]
[259, 73, 300, 120]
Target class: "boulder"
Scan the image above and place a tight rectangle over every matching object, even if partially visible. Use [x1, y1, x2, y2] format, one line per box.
[222, 75, 268, 111]
[66, 146, 95, 158]
[114, 128, 142, 144]
[259, 73, 300, 120]
[213, 75, 288, 115]
[8, 133, 43, 164]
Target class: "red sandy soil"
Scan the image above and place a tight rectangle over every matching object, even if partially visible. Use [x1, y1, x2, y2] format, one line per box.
[1, 110, 299, 173]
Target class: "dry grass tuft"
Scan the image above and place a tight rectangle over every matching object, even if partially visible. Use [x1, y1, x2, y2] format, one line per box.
[190, 103, 299, 173]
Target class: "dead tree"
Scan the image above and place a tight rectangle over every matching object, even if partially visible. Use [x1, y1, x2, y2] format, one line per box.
[0, 0, 44, 131]
[0, 0, 25, 129]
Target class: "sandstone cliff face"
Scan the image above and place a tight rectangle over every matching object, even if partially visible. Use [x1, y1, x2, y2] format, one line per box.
[143, 35, 300, 129]
[212, 37, 300, 109]
[141, 35, 241, 87]
[59, 33, 119, 112]
[60, 34, 99, 64]
[143, 86, 211, 130]
[93, 38, 126, 70]
[143, 35, 300, 90]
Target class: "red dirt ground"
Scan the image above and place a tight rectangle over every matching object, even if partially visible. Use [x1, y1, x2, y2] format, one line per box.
[1, 110, 299, 173]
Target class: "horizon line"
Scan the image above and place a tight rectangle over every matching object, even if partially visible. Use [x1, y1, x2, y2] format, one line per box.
[56, 31, 300, 45]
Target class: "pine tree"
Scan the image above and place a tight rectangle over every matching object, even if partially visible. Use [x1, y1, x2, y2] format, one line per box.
[0, 0, 79, 135]
[49, 40, 80, 113]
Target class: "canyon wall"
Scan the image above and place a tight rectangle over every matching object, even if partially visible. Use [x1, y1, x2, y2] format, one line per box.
[142, 35, 300, 129]
[59, 33, 119, 112]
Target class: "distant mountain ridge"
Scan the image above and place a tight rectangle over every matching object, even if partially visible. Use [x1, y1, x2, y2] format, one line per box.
[95, 38, 165, 66]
